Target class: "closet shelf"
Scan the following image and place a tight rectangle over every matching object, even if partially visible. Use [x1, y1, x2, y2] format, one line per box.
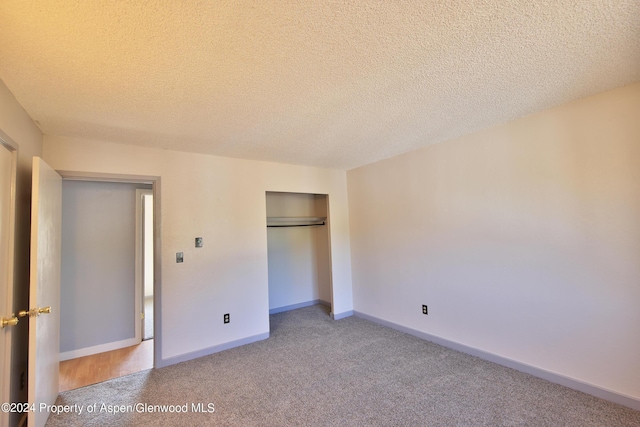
[266, 216, 326, 227]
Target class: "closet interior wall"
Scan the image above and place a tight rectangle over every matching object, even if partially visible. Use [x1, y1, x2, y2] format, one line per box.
[266, 192, 331, 313]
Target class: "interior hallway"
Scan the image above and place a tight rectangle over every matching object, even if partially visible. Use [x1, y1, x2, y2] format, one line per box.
[58, 340, 153, 392]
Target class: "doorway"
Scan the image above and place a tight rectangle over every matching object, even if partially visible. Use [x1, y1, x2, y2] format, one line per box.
[22, 162, 162, 425]
[58, 179, 156, 391]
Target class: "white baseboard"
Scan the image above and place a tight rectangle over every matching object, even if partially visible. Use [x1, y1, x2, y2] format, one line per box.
[60, 337, 140, 361]
[354, 311, 640, 412]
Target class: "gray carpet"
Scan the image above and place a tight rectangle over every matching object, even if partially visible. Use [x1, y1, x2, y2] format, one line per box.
[46, 305, 640, 426]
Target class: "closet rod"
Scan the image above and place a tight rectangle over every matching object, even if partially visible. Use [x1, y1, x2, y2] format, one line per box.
[267, 222, 325, 228]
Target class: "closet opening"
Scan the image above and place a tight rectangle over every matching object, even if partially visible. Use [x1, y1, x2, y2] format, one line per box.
[265, 191, 332, 316]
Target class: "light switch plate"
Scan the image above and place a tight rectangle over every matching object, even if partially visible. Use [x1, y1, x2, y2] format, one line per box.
[195, 237, 203, 248]
[176, 252, 184, 263]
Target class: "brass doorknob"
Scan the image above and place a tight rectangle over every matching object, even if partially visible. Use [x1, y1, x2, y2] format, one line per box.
[18, 306, 52, 318]
[1, 317, 18, 328]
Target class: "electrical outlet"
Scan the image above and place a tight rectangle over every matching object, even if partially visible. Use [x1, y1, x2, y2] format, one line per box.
[223, 313, 230, 324]
[195, 237, 203, 248]
[176, 252, 184, 263]
[422, 305, 428, 315]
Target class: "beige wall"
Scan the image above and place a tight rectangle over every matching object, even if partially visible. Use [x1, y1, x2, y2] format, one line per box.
[43, 137, 353, 363]
[347, 83, 640, 400]
[0, 80, 43, 419]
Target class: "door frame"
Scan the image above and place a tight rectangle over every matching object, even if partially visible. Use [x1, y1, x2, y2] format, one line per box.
[0, 130, 18, 427]
[57, 171, 162, 367]
[136, 188, 153, 341]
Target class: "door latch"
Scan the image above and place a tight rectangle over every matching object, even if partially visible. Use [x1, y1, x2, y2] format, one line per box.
[18, 306, 52, 318]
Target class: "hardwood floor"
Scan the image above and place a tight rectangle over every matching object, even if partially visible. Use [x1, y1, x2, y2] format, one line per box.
[59, 339, 154, 392]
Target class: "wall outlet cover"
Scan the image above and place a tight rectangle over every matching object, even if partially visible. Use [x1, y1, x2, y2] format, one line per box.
[195, 237, 203, 248]
[176, 252, 184, 263]
[422, 305, 428, 315]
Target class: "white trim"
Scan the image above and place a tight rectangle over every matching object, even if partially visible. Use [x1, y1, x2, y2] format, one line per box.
[59, 337, 140, 361]
[135, 189, 152, 344]
[0, 131, 18, 427]
[354, 311, 640, 412]
[134, 190, 143, 345]
[324, 195, 336, 321]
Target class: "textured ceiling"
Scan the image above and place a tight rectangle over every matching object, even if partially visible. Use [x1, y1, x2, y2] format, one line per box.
[1, 1, 639, 170]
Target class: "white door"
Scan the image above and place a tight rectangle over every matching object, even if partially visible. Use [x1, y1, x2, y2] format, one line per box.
[0, 141, 17, 427]
[27, 157, 61, 427]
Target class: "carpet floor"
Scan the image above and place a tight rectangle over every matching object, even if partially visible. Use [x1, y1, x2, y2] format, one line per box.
[46, 305, 640, 426]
